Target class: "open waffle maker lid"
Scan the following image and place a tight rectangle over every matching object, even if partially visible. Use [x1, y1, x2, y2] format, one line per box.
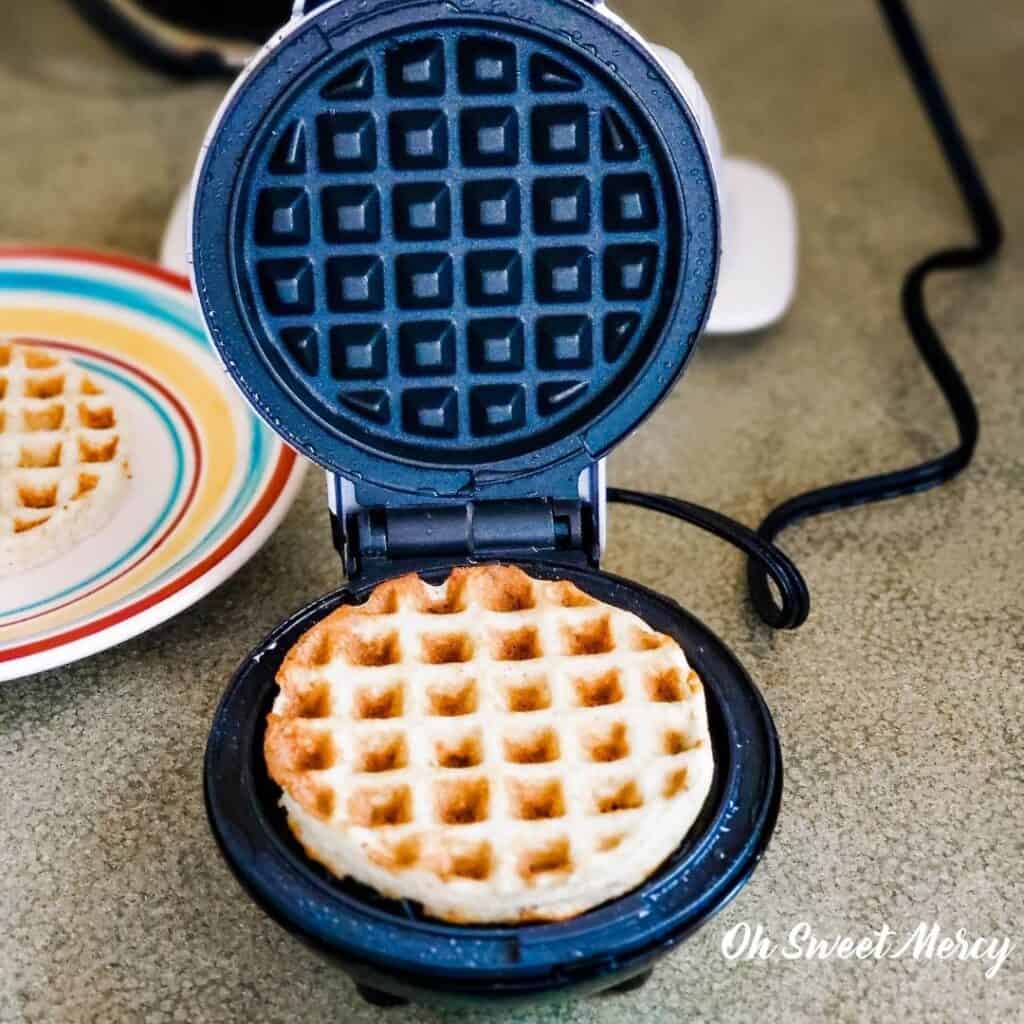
[190, 0, 718, 497]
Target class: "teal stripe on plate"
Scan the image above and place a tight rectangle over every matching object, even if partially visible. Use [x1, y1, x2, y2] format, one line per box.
[0, 269, 206, 345]
[143, 409, 268, 588]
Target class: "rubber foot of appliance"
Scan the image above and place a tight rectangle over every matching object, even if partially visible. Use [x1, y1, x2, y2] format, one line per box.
[355, 984, 409, 1007]
[602, 968, 654, 995]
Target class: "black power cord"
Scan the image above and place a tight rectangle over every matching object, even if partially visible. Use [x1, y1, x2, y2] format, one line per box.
[607, 488, 812, 630]
[611, 0, 1003, 631]
[68, 0, 290, 76]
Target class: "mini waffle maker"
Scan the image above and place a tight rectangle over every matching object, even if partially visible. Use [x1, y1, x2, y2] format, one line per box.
[194, 0, 782, 1006]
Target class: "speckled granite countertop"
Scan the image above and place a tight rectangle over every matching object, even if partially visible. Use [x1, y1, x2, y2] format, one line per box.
[1, 1, 1021, 1021]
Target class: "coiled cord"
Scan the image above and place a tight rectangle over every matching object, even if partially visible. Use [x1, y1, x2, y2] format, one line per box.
[610, 0, 1003, 631]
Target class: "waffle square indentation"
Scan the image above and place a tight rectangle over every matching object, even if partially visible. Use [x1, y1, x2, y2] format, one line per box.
[504, 726, 560, 764]
[24, 374, 61, 401]
[317, 112, 377, 171]
[78, 404, 113, 429]
[17, 442, 60, 469]
[603, 173, 657, 231]
[518, 837, 572, 882]
[466, 251, 522, 306]
[255, 187, 310, 246]
[603, 311, 640, 363]
[353, 681, 404, 720]
[535, 247, 591, 303]
[591, 778, 643, 815]
[572, 669, 623, 707]
[79, 436, 118, 463]
[25, 374, 62, 400]
[345, 630, 402, 667]
[321, 59, 373, 100]
[435, 776, 490, 824]
[396, 253, 453, 309]
[663, 766, 689, 798]
[349, 784, 412, 827]
[489, 624, 541, 661]
[388, 109, 448, 169]
[457, 37, 517, 94]
[463, 180, 520, 238]
[338, 389, 390, 425]
[645, 666, 686, 703]
[329, 324, 387, 380]
[532, 176, 590, 235]
[426, 678, 479, 717]
[603, 244, 658, 300]
[269, 120, 307, 174]
[563, 615, 614, 655]
[529, 53, 582, 93]
[19, 482, 57, 509]
[531, 104, 589, 164]
[467, 318, 525, 372]
[421, 630, 473, 663]
[508, 778, 565, 820]
[281, 326, 319, 375]
[22, 405, 64, 432]
[322, 185, 381, 243]
[399, 321, 455, 376]
[385, 37, 446, 97]
[257, 258, 314, 314]
[600, 108, 639, 161]
[536, 315, 592, 370]
[459, 107, 518, 167]
[355, 731, 409, 773]
[663, 728, 702, 755]
[402, 387, 458, 437]
[580, 721, 630, 763]
[70, 471, 96, 500]
[469, 384, 526, 437]
[392, 182, 450, 241]
[504, 677, 551, 712]
[433, 729, 484, 769]
[326, 255, 384, 312]
[292, 679, 331, 718]
[537, 380, 587, 417]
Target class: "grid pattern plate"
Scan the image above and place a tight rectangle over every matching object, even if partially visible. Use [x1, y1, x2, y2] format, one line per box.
[236, 25, 682, 462]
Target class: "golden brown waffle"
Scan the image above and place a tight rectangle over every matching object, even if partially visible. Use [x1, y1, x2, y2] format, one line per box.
[265, 565, 714, 923]
[0, 339, 131, 576]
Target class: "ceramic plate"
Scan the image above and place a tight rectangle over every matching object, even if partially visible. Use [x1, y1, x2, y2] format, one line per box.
[0, 247, 306, 681]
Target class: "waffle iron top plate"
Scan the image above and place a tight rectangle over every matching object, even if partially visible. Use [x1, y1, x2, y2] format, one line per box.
[191, 0, 718, 497]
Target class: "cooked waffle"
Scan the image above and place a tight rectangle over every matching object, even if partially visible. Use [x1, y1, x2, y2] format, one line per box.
[0, 339, 131, 576]
[265, 564, 714, 923]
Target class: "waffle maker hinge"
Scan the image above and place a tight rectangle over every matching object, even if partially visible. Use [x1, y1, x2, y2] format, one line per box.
[328, 466, 605, 583]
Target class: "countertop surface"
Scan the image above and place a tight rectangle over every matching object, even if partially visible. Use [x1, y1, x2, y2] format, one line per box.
[1, 2, 1021, 1021]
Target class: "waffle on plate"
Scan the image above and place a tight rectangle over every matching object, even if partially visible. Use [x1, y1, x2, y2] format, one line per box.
[265, 565, 714, 924]
[0, 339, 131, 576]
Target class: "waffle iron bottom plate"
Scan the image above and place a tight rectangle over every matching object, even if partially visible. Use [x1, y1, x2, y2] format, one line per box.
[204, 562, 781, 1007]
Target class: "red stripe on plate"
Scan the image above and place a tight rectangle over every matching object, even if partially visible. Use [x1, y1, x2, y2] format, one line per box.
[0, 245, 191, 292]
[0, 448, 297, 662]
